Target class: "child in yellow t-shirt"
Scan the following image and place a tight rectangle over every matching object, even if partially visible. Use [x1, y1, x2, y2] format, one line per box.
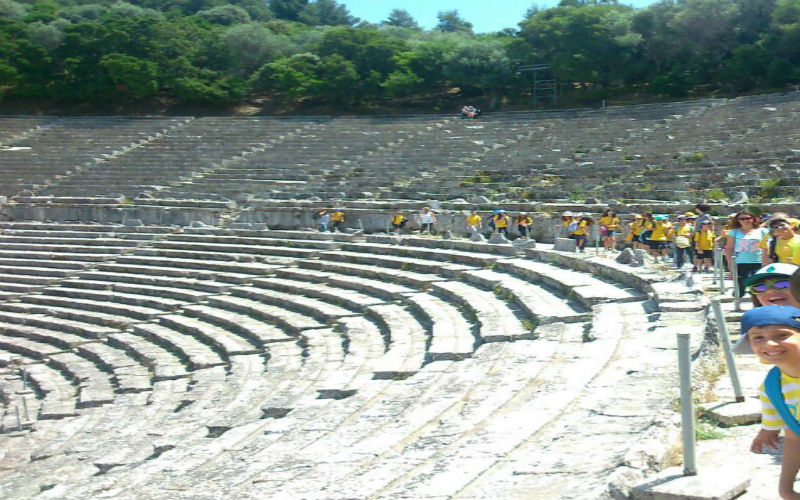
[391, 212, 407, 234]
[693, 221, 715, 272]
[465, 211, 482, 235]
[599, 210, 620, 253]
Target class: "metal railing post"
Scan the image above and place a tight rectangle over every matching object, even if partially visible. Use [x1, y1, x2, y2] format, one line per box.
[732, 255, 741, 311]
[718, 249, 726, 295]
[677, 332, 697, 476]
[710, 298, 746, 402]
[711, 248, 719, 285]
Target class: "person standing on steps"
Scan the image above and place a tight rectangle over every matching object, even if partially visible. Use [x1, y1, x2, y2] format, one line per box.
[599, 209, 621, 253]
[316, 209, 330, 232]
[726, 210, 769, 297]
[493, 210, 510, 238]
[516, 212, 533, 239]
[391, 211, 407, 235]
[418, 206, 437, 235]
[465, 210, 482, 236]
[330, 208, 345, 232]
[673, 214, 694, 270]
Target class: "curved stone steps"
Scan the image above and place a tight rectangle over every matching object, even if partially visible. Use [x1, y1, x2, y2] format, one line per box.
[130, 322, 227, 371]
[363, 303, 429, 379]
[74, 342, 153, 394]
[403, 292, 477, 361]
[155, 314, 265, 357]
[165, 232, 340, 251]
[0, 301, 144, 330]
[452, 302, 676, 500]
[251, 276, 386, 311]
[0, 309, 119, 340]
[229, 286, 358, 323]
[495, 258, 646, 307]
[38, 333, 387, 496]
[95, 261, 257, 285]
[74, 269, 232, 294]
[338, 242, 509, 268]
[430, 280, 534, 343]
[57, 278, 211, 304]
[181, 304, 295, 346]
[299, 258, 446, 288]
[113, 254, 280, 279]
[320, 250, 475, 278]
[106, 332, 189, 381]
[273, 266, 419, 300]
[205, 294, 325, 334]
[144, 240, 321, 261]
[461, 268, 590, 325]
[19, 361, 79, 420]
[31, 286, 183, 316]
[130, 324, 575, 499]
[45, 352, 116, 409]
[0, 236, 142, 249]
[0, 249, 123, 262]
[233, 307, 631, 500]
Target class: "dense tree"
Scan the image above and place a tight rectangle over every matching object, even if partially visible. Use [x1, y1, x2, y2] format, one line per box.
[0, 0, 26, 20]
[1, 0, 800, 109]
[196, 5, 252, 25]
[298, 0, 358, 26]
[269, 0, 307, 21]
[435, 10, 473, 33]
[382, 9, 419, 29]
[442, 37, 513, 101]
[224, 23, 296, 76]
[517, 3, 640, 85]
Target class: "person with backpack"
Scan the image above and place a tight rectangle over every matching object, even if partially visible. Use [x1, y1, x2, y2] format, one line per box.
[330, 209, 345, 232]
[516, 212, 533, 239]
[734, 306, 800, 499]
[672, 214, 694, 269]
[493, 210, 510, 237]
[571, 216, 594, 253]
[391, 211, 407, 234]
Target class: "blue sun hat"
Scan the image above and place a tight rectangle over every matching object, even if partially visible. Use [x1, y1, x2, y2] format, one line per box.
[733, 305, 800, 354]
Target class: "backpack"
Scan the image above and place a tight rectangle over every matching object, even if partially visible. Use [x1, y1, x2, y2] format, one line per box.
[764, 366, 800, 436]
[567, 221, 579, 233]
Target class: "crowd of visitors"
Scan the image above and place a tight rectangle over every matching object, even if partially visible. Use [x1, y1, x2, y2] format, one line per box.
[313, 204, 800, 297]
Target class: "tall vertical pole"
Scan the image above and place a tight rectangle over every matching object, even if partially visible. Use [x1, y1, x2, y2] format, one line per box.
[710, 298, 746, 402]
[732, 255, 741, 311]
[677, 332, 697, 476]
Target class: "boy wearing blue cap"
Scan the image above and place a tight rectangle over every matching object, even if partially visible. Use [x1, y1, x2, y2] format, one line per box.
[736, 305, 800, 499]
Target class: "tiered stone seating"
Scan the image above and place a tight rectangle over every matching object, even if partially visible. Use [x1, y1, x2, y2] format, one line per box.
[3, 94, 781, 497]
[0, 117, 186, 198]
[39, 117, 315, 198]
[160, 116, 449, 201]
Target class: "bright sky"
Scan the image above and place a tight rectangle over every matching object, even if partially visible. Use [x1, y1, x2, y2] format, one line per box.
[341, 1, 659, 33]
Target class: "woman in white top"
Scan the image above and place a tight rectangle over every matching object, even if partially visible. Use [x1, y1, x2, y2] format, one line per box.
[418, 207, 437, 235]
[725, 211, 769, 297]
